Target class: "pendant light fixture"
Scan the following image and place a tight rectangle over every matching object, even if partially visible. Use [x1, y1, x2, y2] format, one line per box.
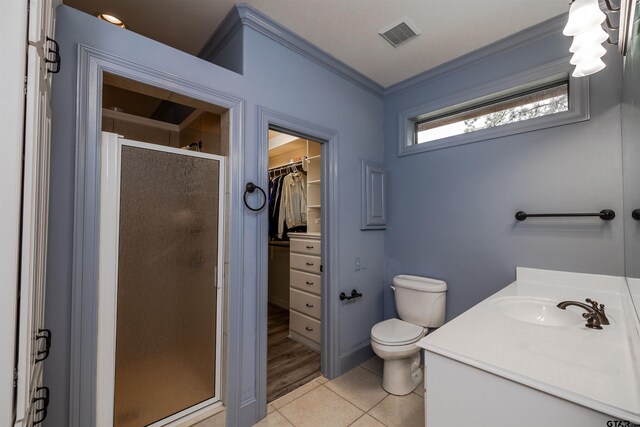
[564, 0, 608, 77]
[569, 26, 609, 52]
[564, 0, 638, 78]
[563, 0, 606, 36]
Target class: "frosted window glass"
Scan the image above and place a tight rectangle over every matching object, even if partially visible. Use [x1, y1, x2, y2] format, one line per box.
[114, 146, 219, 426]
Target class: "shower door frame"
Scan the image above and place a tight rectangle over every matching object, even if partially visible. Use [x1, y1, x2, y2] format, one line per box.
[96, 133, 225, 426]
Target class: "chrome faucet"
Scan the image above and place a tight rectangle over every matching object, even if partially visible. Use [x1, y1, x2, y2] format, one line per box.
[557, 298, 610, 329]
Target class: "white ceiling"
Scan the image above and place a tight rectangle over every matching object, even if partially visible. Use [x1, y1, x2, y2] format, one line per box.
[63, 0, 569, 87]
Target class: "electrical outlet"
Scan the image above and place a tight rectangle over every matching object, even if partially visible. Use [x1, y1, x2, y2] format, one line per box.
[355, 257, 361, 271]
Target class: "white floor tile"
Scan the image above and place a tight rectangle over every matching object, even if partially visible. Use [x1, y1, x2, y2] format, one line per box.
[271, 378, 321, 409]
[325, 367, 388, 411]
[369, 393, 424, 427]
[192, 409, 226, 427]
[253, 410, 294, 427]
[349, 414, 386, 427]
[278, 385, 363, 427]
[359, 356, 383, 377]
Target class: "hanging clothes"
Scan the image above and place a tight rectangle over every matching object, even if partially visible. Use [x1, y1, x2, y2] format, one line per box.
[268, 174, 284, 238]
[277, 171, 307, 239]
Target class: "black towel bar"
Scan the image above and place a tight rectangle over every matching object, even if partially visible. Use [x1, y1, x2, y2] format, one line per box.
[515, 209, 615, 221]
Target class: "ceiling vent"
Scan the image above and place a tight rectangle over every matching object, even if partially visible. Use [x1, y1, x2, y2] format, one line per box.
[379, 18, 421, 47]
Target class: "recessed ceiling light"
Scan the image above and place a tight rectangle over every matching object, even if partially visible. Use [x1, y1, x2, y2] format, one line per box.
[97, 13, 126, 28]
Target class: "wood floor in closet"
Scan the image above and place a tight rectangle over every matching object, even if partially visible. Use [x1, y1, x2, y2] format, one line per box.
[267, 304, 321, 403]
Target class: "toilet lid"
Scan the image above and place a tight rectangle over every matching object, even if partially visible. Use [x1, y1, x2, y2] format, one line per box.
[371, 318, 425, 346]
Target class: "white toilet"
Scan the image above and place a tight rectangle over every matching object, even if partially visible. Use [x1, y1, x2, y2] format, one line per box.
[370, 275, 447, 395]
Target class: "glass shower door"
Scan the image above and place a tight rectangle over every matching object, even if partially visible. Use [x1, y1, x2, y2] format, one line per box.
[99, 134, 224, 427]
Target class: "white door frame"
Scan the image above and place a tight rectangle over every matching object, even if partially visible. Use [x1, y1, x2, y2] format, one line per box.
[71, 44, 246, 427]
[0, 2, 28, 425]
[96, 133, 226, 426]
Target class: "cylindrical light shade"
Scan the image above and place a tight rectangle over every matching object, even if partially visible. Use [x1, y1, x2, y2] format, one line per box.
[570, 26, 609, 52]
[570, 44, 606, 65]
[572, 58, 606, 77]
[563, 0, 606, 36]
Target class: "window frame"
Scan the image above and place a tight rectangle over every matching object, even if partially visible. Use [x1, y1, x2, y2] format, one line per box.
[397, 57, 590, 157]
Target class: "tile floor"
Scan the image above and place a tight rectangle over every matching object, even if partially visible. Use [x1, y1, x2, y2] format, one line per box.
[195, 356, 425, 427]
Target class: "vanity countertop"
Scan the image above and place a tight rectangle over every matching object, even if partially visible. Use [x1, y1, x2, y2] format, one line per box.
[418, 267, 640, 423]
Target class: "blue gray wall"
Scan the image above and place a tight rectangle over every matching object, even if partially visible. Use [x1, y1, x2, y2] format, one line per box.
[622, 12, 640, 280]
[383, 23, 625, 320]
[46, 5, 385, 426]
[46, 4, 631, 426]
[240, 24, 386, 401]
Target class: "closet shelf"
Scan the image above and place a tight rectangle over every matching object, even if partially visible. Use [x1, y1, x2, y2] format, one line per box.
[307, 179, 321, 184]
[307, 155, 321, 161]
[308, 205, 321, 209]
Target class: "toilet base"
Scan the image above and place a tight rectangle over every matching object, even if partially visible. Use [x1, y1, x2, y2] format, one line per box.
[382, 353, 422, 395]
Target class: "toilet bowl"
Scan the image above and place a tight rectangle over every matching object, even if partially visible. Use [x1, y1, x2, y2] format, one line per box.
[370, 275, 447, 395]
[371, 318, 425, 395]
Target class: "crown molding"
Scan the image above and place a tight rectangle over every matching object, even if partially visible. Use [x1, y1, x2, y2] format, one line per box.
[200, 4, 385, 97]
[198, 6, 244, 65]
[384, 13, 569, 96]
[201, 5, 568, 100]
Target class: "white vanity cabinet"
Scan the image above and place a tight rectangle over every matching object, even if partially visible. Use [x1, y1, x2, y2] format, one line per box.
[288, 234, 322, 351]
[424, 351, 615, 426]
[418, 268, 640, 426]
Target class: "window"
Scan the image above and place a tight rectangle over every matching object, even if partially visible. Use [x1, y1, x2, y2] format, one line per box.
[397, 58, 590, 156]
[415, 82, 569, 144]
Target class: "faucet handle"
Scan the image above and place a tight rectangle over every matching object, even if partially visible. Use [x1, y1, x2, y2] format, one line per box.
[582, 311, 603, 330]
[585, 298, 600, 311]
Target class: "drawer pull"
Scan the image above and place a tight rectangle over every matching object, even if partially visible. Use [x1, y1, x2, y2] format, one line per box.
[306, 262, 314, 266]
[305, 303, 314, 308]
[306, 245, 314, 249]
[305, 326, 314, 332]
[306, 281, 314, 285]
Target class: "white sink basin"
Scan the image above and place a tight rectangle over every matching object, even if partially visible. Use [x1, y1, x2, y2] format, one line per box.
[490, 296, 583, 327]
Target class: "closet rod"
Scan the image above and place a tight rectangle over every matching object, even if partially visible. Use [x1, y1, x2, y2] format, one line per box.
[269, 159, 305, 172]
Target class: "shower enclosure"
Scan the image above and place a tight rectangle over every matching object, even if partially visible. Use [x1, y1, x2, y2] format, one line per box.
[96, 132, 225, 426]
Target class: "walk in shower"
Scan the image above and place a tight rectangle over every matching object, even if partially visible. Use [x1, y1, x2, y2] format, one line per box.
[97, 133, 225, 426]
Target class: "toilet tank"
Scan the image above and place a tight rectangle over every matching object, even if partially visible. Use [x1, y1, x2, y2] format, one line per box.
[392, 275, 447, 327]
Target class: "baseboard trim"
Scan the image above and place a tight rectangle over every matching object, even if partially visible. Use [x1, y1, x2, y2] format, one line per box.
[238, 397, 257, 427]
[338, 340, 374, 375]
[268, 296, 289, 310]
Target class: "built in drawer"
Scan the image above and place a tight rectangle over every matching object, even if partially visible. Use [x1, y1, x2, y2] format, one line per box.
[290, 289, 321, 319]
[290, 270, 321, 296]
[289, 310, 321, 343]
[290, 238, 321, 256]
[290, 253, 321, 274]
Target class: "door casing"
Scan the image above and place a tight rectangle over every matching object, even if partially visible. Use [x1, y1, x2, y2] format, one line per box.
[255, 106, 341, 420]
[70, 45, 245, 426]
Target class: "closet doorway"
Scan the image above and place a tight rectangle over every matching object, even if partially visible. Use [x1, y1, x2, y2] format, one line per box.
[267, 129, 323, 402]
